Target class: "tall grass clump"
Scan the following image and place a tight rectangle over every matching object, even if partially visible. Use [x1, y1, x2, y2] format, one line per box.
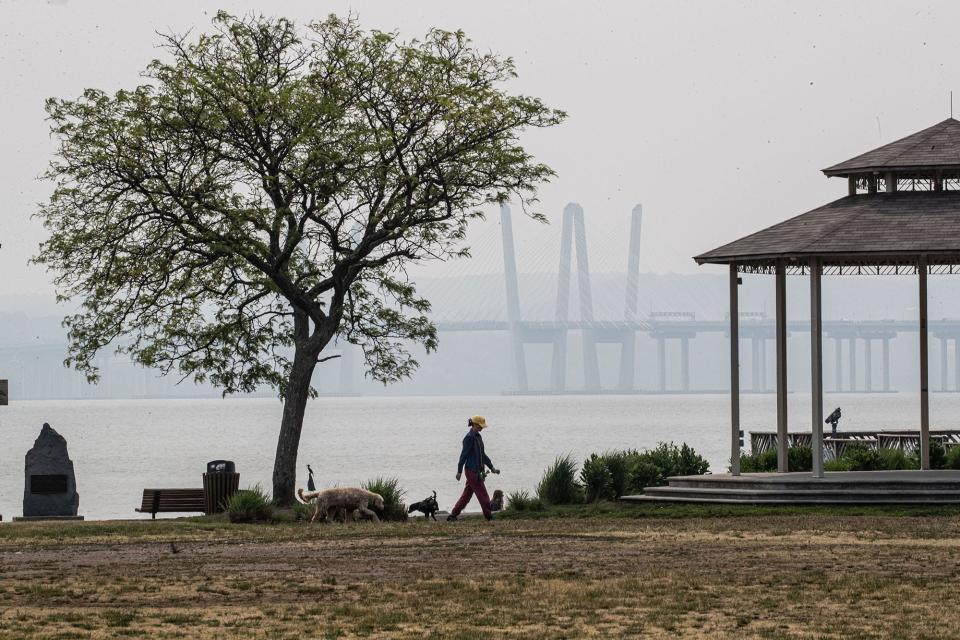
[225, 484, 274, 523]
[505, 489, 543, 512]
[944, 445, 960, 470]
[536, 455, 583, 505]
[363, 476, 407, 521]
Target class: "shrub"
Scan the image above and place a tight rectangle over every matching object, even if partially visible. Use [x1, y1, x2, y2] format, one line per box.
[363, 476, 407, 522]
[842, 443, 882, 471]
[629, 459, 663, 493]
[225, 484, 274, 523]
[876, 447, 917, 471]
[944, 445, 960, 470]
[505, 489, 543, 512]
[642, 442, 709, 478]
[536, 455, 582, 505]
[787, 445, 812, 472]
[824, 458, 853, 472]
[739, 449, 778, 473]
[930, 440, 947, 470]
[580, 453, 614, 502]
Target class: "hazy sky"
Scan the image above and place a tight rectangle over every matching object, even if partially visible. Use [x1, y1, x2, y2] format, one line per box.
[2, 0, 959, 297]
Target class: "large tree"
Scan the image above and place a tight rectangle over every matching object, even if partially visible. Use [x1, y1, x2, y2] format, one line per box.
[35, 13, 563, 504]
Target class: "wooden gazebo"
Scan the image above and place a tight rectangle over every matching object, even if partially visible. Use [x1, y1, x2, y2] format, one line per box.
[696, 118, 960, 478]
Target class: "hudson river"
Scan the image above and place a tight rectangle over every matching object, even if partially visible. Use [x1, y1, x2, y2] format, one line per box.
[0, 393, 951, 519]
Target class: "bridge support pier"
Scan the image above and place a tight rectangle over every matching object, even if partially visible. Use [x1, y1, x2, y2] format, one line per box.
[680, 337, 690, 392]
[848, 337, 857, 392]
[942, 337, 950, 392]
[834, 336, 843, 392]
[883, 337, 891, 392]
[864, 338, 873, 392]
[657, 337, 666, 392]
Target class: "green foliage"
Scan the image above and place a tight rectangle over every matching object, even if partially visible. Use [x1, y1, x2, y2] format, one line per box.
[580, 453, 614, 502]
[877, 447, 918, 471]
[225, 485, 274, 523]
[739, 449, 778, 473]
[929, 440, 947, 470]
[787, 446, 813, 472]
[824, 458, 853, 472]
[362, 477, 407, 522]
[505, 489, 544, 512]
[642, 442, 710, 478]
[944, 445, 960, 470]
[536, 455, 583, 505]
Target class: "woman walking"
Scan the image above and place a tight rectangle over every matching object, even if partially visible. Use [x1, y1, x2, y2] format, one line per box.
[447, 415, 500, 521]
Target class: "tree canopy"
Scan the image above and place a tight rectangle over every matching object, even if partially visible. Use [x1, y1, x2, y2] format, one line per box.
[35, 12, 564, 503]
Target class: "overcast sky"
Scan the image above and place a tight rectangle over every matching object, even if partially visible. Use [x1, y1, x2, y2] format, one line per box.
[2, 0, 958, 298]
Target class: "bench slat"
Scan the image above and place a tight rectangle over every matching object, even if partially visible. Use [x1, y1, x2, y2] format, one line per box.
[136, 488, 206, 519]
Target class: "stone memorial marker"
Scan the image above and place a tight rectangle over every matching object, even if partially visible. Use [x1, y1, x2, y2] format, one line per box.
[21, 423, 82, 519]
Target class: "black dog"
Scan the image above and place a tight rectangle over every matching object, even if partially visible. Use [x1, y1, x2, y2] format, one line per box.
[408, 491, 439, 521]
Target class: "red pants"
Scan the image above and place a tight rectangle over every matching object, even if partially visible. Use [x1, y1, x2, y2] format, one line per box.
[451, 469, 492, 519]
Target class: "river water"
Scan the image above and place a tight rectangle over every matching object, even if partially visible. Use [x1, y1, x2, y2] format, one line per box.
[0, 392, 955, 520]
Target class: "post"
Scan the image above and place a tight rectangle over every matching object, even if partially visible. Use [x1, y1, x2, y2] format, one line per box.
[775, 260, 789, 473]
[809, 258, 824, 478]
[729, 265, 741, 476]
[919, 255, 930, 470]
[680, 337, 691, 392]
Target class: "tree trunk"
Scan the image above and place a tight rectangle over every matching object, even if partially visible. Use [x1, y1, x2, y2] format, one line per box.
[272, 342, 319, 506]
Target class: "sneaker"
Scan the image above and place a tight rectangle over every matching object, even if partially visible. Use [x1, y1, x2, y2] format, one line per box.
[446, 514, 458, 522]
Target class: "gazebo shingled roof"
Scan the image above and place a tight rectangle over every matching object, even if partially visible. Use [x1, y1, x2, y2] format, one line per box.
[694, 192, 960, 268]
[823, 118, 960, 176]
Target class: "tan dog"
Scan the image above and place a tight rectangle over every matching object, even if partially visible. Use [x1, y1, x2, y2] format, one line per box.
[297, 487, 385, 523]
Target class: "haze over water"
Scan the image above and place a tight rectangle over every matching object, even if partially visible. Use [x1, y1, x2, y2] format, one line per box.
[1, 392, 955, 520]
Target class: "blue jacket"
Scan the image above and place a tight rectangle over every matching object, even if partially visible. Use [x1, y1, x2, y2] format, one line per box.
[458, 429, 494, 474]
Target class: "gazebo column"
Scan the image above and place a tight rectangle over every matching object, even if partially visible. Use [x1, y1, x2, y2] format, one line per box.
[775, 260, 789, 473]
[919, 256, 931, 470]
[729, 265, 740, 476]
[809, 258, 824, 478]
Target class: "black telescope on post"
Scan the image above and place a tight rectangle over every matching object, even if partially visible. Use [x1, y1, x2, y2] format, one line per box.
[825, 407, 841, 436]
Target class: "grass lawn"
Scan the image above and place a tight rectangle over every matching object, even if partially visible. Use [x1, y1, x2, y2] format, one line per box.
[2, 502, 960, 638]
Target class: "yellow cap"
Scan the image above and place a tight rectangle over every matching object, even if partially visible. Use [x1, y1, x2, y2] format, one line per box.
[470, 415, 488, 429]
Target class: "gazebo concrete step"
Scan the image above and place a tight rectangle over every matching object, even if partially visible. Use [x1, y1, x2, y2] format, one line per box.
[623, 485, 960, 505]
[668, 478, 960, 492]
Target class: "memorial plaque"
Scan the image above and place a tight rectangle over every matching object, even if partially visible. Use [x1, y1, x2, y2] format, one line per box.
[30, 474, 68, 495]
[23, 423, 80, 518]
[0, 379, 7, 405]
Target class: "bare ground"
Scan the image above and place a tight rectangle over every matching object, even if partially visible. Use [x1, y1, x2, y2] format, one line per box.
[2, 510, 960, 639]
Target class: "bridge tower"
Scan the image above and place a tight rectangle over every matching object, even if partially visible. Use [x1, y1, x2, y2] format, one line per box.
[500, 204, 529, 392]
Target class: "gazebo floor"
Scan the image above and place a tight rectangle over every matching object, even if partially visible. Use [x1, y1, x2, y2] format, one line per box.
[621, 470, 960, 505]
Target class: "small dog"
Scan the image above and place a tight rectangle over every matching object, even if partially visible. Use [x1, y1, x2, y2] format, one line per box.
[407, 490, 439, 521]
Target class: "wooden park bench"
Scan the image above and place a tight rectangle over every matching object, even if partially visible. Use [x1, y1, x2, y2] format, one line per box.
[136, 488, 206, 519]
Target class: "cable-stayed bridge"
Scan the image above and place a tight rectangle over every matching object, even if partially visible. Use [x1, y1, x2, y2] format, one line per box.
[427, 204, 960, 395]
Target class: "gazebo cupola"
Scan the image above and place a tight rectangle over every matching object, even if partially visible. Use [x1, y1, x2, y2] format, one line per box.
[696, 117, 960, 479]
[824, 118, 960, 195]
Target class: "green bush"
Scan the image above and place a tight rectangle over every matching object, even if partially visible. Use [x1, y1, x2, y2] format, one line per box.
[824, 458, 853, 472]
[739, 449, 778, 473]
[643, 442, 709, 478]
[842, 443, 882, 471]
[536, 455, 583, 505]
[877, 447, 917, 471]
[505, 489, 544, 512]
[581, 453, 615, 502]
[787, 446, 812, 472]
[930, 440, 947, 470]
[362, 476, 407, 522]
[944, 445, 960, 470]
[225, 484, 274, 523]
[630, 459, 663, 493]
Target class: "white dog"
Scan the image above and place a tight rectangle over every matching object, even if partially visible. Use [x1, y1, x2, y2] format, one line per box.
[297, 487, 384, 523]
